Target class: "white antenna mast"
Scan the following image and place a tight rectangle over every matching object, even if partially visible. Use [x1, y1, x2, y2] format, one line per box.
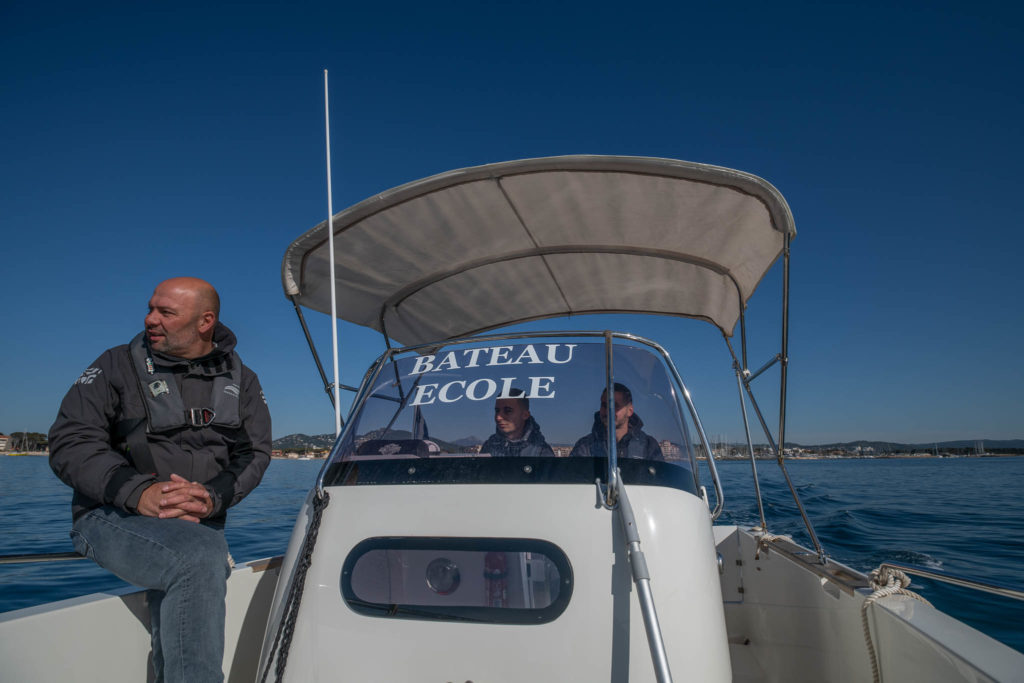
[324, 69, 342, 436]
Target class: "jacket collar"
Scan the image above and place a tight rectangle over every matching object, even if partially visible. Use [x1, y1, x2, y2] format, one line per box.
[493, 415, 545, 444]
[589, 411, 645, 443]
[144, 322, 238, 376]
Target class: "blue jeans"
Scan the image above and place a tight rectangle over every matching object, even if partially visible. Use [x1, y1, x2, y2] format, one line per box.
[71, 506, 231, 683]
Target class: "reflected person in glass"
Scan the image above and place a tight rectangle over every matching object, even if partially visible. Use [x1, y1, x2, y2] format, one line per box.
[569, 382, 664, 461]
[479, 388, 555, 457]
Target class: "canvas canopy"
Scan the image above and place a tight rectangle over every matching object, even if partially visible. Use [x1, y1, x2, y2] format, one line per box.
[282, 155, 795, 346]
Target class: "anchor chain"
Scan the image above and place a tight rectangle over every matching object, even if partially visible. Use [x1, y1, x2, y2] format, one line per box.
[259, 490, 331, 683]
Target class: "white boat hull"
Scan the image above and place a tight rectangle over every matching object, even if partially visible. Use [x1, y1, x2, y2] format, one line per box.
[715, 525, 1024, 682]
[3, 523, 1022, 682]
[261, 483, 733, 682]
[0, 557, 281, 682]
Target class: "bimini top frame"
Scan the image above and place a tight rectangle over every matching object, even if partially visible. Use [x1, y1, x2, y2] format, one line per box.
[283, 155, 794, 344]
[282, 155, 827, 561]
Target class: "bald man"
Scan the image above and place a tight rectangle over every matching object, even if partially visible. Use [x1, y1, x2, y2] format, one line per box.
[50, 277, 272, 683]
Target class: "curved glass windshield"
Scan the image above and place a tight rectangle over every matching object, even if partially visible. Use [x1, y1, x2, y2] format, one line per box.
[323, 337, 700, 494]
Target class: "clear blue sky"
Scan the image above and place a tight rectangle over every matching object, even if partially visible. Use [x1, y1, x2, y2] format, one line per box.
[2, 1, 1021, 444]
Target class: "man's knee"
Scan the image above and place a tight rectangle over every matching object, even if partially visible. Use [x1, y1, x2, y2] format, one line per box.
[169, 526, 230, 582]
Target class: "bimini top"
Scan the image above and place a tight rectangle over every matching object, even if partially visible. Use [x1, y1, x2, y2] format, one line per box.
[282, 155, 795, 346]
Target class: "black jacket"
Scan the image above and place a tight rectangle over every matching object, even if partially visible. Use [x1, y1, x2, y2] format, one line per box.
[49, 323, 272, 521]
[569, 412, 664, 461]
[480, 415, 555, 458]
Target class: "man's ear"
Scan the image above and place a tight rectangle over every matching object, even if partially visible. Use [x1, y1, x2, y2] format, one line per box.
[197, 311, 216, 334]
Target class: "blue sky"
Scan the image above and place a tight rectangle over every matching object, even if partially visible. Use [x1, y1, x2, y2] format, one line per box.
[1, 1, 1021, 444]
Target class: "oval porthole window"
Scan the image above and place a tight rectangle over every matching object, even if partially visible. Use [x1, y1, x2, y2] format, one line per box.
[341, 537, 573, 624]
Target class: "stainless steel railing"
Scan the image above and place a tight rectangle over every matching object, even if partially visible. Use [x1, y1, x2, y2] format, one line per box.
[879, 562, 1024, 602]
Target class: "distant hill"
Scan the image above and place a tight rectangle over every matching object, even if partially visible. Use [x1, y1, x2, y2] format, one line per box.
[273, 433, 336, 450]
[786, 439, 1024, 451]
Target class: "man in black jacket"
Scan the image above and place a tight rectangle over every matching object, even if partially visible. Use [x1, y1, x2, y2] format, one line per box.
[480, 389, 555, 457]
[49, 277, 272, 683]
[569, 383, 664, 461]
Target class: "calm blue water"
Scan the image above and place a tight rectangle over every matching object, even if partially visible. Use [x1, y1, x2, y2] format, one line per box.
[2, 455, 1022, 653]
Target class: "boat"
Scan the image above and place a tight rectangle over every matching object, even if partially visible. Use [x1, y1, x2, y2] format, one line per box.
[2, 155, 1022, 681]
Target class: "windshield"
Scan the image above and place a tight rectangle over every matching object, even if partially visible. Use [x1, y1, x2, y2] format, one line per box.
[322, 337, 701, 495]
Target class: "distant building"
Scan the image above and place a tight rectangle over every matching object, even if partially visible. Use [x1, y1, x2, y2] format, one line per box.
[659, 440, 683, 460]
[0, 434, 7, 451]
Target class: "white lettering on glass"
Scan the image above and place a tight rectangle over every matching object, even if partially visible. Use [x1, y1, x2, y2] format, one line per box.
[411, 344, 577, 374]
[462, 348, 485, 368]
[546, 344, 577, 364]
[514, 345, 542, 365]
[438, 381, 466, 403]
[527, 376, 556, 399]
[465, 378, 498, 401]
[403, 344, 576, 406]
[435, 352, 460, 371]
[410, 355, 435, 375]
[497, 377, 516, 398]
[487, 346, 514, 366]
[410, 383, 439, 405]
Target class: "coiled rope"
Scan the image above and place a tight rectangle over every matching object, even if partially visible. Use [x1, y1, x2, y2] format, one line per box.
[753, 532, 786, 560]
[861, 566, 932, 683]
[259, 490, 331, 683]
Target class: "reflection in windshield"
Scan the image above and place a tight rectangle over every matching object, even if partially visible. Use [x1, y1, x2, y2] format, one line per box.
[568, 382, 664, 461]
[479, 389, 556, 457]
[343, 340, 694, 469]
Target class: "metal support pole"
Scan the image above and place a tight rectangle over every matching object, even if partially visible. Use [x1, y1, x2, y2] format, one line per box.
[613, 470, 673, 683]
[290, 296, 362, 399]
[742, 381, 777, 454]
[775, 236, 827, 564]
[774, 450, 827, 564]
[736, 341, 827, 562]
[746, 353, 782, 383]
[290, 295, 337, 412]
[734, 364, 766, 531]
[727, 302, 828, 562]
[878, 562, 1024, 601]
[604, 331, 618, 507]
[379, 310, 393, 351]
[778, 233, 791, 471]
[323, 69, 342, 437]
[739, 303, 749, 371]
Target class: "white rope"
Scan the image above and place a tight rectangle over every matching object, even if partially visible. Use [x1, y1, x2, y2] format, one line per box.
[754, 532, 787, 559]
[861, 566, 932, 683]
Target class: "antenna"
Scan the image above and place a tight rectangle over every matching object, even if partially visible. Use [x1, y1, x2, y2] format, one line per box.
[324, 69, 341, 436]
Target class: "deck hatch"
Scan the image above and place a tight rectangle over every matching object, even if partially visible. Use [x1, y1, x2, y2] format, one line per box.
[341, 537, 573, 624]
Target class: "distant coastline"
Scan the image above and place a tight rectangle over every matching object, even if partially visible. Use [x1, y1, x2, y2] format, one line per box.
[711, 452, 1021, 461]
[265, 452, 1023, 461]
[8, 450, 1021, 462]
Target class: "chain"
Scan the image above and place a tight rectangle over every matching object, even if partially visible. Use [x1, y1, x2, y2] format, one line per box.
[259, 490, 330, 683]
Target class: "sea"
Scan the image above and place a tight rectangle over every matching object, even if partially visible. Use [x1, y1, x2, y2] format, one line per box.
[1, 454, 1022, 654]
